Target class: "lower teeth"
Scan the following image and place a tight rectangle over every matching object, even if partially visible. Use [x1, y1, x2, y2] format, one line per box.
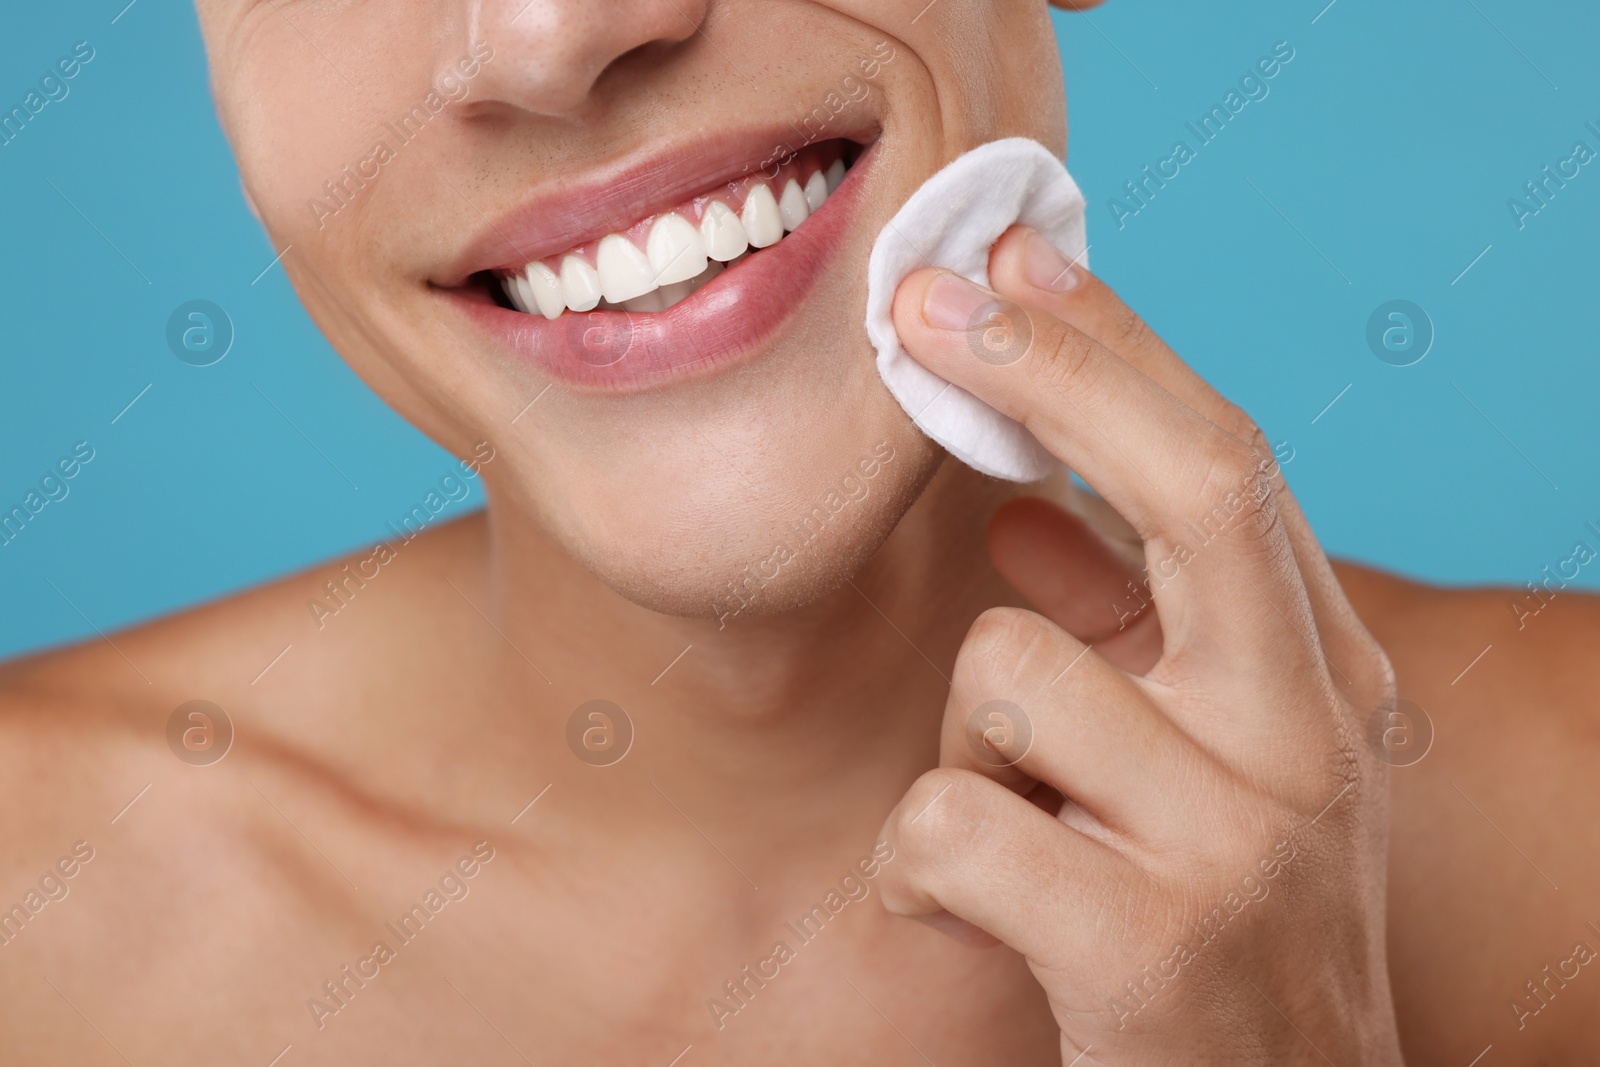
[599, 254, 736, 313]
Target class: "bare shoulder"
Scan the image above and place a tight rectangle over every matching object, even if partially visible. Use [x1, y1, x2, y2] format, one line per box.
[1335, 561, 1600, 1064]
[0, 513, 488, 863]
[0, 515, 497, 1053]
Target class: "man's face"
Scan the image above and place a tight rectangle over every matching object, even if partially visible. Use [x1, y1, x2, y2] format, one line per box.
[195, 0, 1069, 620]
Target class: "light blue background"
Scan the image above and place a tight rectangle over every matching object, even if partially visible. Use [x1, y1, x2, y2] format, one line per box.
[2, 0, 1596, 659]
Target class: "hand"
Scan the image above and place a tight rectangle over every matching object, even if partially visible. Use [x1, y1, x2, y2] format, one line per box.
[875, 226, 1405, 1065]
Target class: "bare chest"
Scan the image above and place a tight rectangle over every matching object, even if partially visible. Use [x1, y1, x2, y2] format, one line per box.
[2, 818, 1057, 1066]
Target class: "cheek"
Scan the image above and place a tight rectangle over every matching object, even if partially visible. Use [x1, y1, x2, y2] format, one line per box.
[220, 12, 439, 250]
[879, 0, 1065, 154]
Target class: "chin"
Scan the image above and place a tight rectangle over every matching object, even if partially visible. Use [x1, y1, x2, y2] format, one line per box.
[487, 385, 947, 625]
[391, 117, 956, 624]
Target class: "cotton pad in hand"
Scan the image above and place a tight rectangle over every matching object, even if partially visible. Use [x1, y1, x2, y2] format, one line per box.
[864, 137, 1087, 482]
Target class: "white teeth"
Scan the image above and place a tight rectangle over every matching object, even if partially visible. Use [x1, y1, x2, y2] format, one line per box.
[596, 234, 656, 303]
[560, 255, 602, 312]
[504, 274, 532, 313]
[621, 289, 666, 313]
[778, 179, 810, 232]
[503, 158, 850, 318]
[741, 183, 784, 248]
[646, 213, 707, 286]
[656, 280, 695, 310]
[688, 259, 724, 292]
[613, 263, 719, 314]
[524, 261, 565, 320]
[699, 200, 749, 262]
[804, 171, 828, 213]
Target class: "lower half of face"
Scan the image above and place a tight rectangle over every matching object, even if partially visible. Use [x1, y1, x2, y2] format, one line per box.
[202, 0, 1067, 619]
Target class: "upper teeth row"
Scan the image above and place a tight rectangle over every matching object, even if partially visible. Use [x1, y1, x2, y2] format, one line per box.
[503, 158, 846, 318]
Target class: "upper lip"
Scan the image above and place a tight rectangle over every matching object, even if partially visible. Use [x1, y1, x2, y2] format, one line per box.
[435, 123, 877, 287]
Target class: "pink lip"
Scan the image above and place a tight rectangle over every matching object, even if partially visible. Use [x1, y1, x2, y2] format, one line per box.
[440, 138, 875, 393]
[438, 125, 875, 283]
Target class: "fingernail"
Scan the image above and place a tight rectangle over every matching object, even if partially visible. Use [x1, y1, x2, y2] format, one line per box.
[1023, 229, 1080, 293]
[922, 271, 994, 331]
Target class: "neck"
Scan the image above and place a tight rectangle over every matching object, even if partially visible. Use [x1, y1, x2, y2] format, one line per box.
[441, 458, 1050, 867]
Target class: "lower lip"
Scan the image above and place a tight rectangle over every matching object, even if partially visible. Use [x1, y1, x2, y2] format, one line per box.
[451, 145, 873, 393]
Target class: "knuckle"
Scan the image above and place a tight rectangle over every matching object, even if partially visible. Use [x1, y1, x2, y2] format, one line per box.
[1207, 403, 1284, 498]
[1194, 435, 1283, 548]
[1356, 630, 1396, 694]
[1347, 625, 1398, 721]
[956, 606, 1057, 695]
[890, 768, 991, 865]
[1301, 724, 1369, 830]
[1036, 325, 1103, 404]
[1198, 437, 1262, 499]
[1240, 425, 1275, 476]
[1213, 399, 1264, 448]
[1112, 304, 1155, 351]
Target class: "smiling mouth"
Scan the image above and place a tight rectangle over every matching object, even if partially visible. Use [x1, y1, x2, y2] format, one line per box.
[442, 126, 876, 391]
[482, 139, 862, 318]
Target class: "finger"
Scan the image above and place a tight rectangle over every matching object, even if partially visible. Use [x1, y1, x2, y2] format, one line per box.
[877, 766, 1133, 967]
[893, 266, 1210, 546]
[989, 225, 1230, 430]
[987, 495, 1162, 675]
[986, 227, 1384, 709]
[908, 908, 1001, 949]
[938, 606, 1204, 840]
[892, 268, 1315, 683]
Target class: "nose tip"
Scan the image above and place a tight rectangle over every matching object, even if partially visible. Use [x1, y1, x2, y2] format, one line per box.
[461, 0, 708, 118]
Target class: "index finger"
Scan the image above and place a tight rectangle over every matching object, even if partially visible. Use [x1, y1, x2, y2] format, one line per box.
[985, 226, 1381, 706]
[891, 267, 1321, 692]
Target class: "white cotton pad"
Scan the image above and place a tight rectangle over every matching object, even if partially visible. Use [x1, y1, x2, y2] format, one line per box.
[864, 137, 1088, 482]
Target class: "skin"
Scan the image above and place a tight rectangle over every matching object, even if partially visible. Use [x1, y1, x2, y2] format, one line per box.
[2, 0, 1598, 1064]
